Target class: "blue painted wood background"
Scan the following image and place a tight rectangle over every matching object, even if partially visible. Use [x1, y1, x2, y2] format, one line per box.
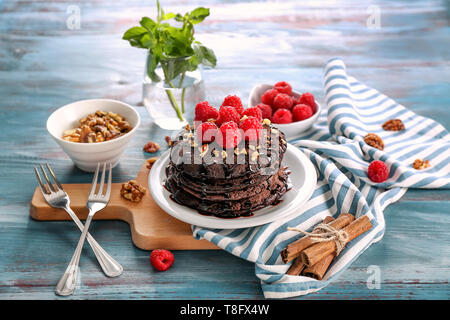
[0, 0, 449, 299]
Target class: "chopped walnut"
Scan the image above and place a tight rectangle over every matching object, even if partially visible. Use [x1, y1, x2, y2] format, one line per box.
[62, 110, 132, 143]
[143, 141, 160, 153]
[120, 180, 146, 202]
[364, 133, 384, 150]
[382, 119, 405, 131]
[165, 135, 173, 147]
[413, 159, 430, 170]
[146, 157, 158, 169]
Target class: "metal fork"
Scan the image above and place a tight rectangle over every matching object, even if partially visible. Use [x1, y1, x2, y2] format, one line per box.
[34, 164, 123, 285]
[47, 163, 118, 296]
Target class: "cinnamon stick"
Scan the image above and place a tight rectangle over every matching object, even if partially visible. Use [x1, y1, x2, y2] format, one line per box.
[302, 254, 334, 280]
[281, 213, 355, 263]
[286, 257, 306, 276]
[301, 215, 373, 267]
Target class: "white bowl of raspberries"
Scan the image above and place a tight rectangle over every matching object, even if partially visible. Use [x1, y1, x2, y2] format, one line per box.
[248, 82, 321, 140]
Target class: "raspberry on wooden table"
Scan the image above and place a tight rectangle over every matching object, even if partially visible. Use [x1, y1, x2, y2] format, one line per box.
[150, 249, 174, 271]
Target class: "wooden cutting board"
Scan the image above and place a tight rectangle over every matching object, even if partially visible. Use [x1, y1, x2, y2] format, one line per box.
[29, 162, 218, 250]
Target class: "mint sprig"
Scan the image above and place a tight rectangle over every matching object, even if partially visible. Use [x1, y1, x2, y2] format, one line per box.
[123, 1, 216, 84]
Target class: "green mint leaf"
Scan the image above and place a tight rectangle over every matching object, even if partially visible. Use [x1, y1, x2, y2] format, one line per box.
[140, 17, 156, 31]
[161, 12, 176, 21]
[122, 26, 147, 41]
[189, 7, 210, 24]
[196, 44, 216, 67]
[174, 13, 184, 22]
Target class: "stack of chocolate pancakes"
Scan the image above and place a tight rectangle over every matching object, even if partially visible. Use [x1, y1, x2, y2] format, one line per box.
[164, 123, 291, 218]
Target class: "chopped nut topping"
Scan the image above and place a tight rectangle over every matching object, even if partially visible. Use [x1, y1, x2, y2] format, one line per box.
[146, 157, 158, 169]
[382, 119, 405, 131]
[250, 151, 259, 162]
[62, 110, 132, 143]
[262, 118, 271, 126]
[241, 115, 248, 121]
[363, 133, 384, 150]
[281, 139, 287, 145]
[184, 124, 191, 131]
[120, 180, 146, 202]
[165, 135, 173, 147]
[222, 150, 227, 158]
[413, 159, 430, 170]
[143, 141, 160, 153]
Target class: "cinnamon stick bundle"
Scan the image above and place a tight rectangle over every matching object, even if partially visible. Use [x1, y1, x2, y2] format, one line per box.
[300, 215, 373, 267]
[281, 213, 354, 263]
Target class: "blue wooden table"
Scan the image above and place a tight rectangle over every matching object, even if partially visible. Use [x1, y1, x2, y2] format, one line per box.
[0, 0, 449, 299]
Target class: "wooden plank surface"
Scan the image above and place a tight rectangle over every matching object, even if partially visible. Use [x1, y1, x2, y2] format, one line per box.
[0, 0, 449, 299]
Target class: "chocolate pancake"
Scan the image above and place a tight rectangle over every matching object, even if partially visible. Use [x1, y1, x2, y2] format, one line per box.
[166, 169, 289, 218]
[164, 122, 290, 218]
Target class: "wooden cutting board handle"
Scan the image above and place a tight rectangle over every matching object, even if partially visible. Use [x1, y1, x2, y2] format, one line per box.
[30, 162, 218, 250]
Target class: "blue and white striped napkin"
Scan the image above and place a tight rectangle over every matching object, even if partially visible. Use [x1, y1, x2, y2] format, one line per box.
[192, 58, 450, 298]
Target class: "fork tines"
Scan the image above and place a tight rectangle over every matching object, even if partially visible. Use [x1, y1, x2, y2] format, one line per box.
[89, 163, 112, 200]
[34, 163, 64, 195]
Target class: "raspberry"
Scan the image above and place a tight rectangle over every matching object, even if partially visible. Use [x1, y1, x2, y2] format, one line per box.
[150, 249, 174, 271]
[272, 108, 293, 124]
[273, 93, 294, 111]
[239, 116, 262, 141]
[194, 101, 219, 123]
[367, 160, 389, 183]
[292, 104, 313, 122]
[216, 105, 241, 126]
[242, 107, 263, 121]
[196, 122, 218, 143]
[298, 92, 317, 114]
[261, 88, 279, 106]
[221, 95, 244, 115]
[256, 103, 272, 120]
[274, 81, 293, 96]
[218, 121, 242, 149]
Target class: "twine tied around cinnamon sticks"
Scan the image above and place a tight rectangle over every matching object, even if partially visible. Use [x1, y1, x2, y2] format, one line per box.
[287, 223, 350, 256]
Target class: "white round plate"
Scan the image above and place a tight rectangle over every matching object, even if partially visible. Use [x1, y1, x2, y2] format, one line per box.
[149, 143, 317, 229]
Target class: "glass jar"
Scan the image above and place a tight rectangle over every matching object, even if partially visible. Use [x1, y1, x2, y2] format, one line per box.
[142, 54, 205, 130]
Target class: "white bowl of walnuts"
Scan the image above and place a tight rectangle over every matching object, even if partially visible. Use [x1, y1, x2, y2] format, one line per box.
[46, 99, 140, 172]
